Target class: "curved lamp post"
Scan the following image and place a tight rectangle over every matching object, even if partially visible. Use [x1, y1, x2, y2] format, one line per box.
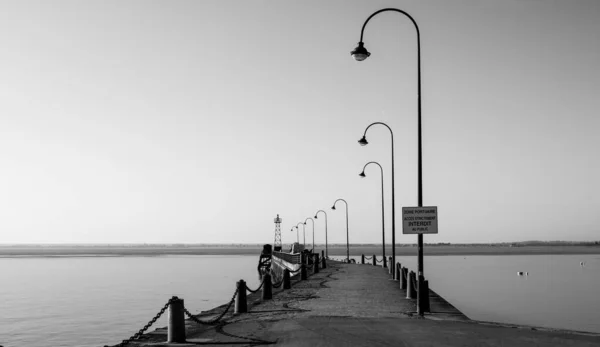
[304, 217, 315, 253]
[360, 161, 386, 267]
[352, 7, 425, 314]
[358, 122, 396, 277]
[331, 198, 349, 262]
[314, 210, 328, 258]
[290, 227, 299, 244]
[295, 222, 306, 249]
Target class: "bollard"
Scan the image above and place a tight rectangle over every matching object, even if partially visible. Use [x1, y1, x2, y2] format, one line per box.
[407, 271, 417, 299]
[400, 267, 407, 289]
[283, 269, 291, 289]
[422, 279, 431, 313]
[383, 256, 387, 268]
[322, 252, 327, 269]
[314, 254, 320, 273]
[235, 280, 247, 314]
[168, 296, 186, 343]
[388, 256, 392, 273]
[395, 262, 401, 281]
[262, 273, 272, 300]
[372, 254, 376, 266]
[361, 254, 365, 264]
[301, 264, 307, 280]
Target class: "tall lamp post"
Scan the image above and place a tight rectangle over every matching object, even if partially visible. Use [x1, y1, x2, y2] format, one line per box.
[358, 122, 396, 278]
[290, 227, 299, 244]
[360, 161, 386, 268]
[314, 210, 328, 259]
[352, 8, 426, 314]
[331, 198, 349, 262]
[304, 217, 315, 253]
[295, 222, 306, 250]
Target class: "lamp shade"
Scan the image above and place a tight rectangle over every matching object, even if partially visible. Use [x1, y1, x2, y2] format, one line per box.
[358, 136, 368, 146]
[350, 42, 370, 61]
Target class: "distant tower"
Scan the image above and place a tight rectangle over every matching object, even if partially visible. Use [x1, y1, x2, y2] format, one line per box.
[274, 214, 282, 252]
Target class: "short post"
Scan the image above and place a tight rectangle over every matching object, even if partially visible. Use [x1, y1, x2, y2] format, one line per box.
[422, 279, 431, 312]
[383, 255, 387, 268]
[388, 256, 392, 273]
[168, 296, 186, 343]
[372, 254, 376, 266]
[283, 269, 291, 289]
[395, 262, 401, 281]
[321, 252, 327, 269]
[301, 264, 307, 280]
[314, 253, 320, 273]
[361, 254, 365, 264]
[407, 271, 417, 299]
[235, 280, 247, 314]
[262, 273, 272, 300]
[400, 267, 407, 290]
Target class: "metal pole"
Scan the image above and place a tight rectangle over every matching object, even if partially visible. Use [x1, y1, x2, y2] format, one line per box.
[357, 7, 423, 311]
[345, 201, 349, 262]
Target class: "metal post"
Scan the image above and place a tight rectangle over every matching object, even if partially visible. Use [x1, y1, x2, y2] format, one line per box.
[407, 271, 417, 299]
[262, 273, 272, 300]
[395, 262, 401, 281]
[235, 280, 247, 314]
[283, 269, 291, 289]
[168, 297, 186, 343]
[314, 254, 320, 273]
[321, 253, 326, 269]
[361, 254, 365, 264]
[372, 254, 376, 266]
[423, 279, 430, 312]
[400, 267, 407, 290]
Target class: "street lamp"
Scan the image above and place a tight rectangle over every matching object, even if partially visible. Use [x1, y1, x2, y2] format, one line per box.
[304, 217, 315, 253]
[331, 198, 349, 262]
[290, 227, 299, 244]
[314, 210, 328, 259]
[358, 122, 396, 277]
[352, 8, 426, 314]
[360, 161, 386, 268]
[295, 222, 306, 250]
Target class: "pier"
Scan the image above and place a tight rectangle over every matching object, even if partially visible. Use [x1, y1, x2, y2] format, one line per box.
[108, 257, 600, 347]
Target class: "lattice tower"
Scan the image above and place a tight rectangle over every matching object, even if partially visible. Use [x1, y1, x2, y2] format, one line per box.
[273, 214, 282, 251]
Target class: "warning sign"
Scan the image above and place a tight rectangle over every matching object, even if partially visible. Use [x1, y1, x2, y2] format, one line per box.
[402, 206, 438, 234]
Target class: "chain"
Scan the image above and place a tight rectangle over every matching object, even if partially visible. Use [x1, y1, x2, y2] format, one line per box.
[105, 296, 177, 347]
[184, 287, 239, 325]
[272, 278, 284, 288]
[376, 258, 383, 263]
[246, 279, 265, 294]
[364, 256, 372, 260]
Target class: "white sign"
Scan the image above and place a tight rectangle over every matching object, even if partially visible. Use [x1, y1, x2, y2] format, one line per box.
[402, 206, 438, 234]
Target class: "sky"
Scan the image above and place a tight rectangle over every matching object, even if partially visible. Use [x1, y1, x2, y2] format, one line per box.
[0, 0, 599, 245]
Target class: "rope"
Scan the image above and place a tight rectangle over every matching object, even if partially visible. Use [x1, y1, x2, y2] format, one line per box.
[246, 279, 265, 294]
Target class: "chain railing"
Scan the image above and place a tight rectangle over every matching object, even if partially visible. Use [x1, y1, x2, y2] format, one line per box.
[364, 256, 373, 261]
[246, 279, 265, 294]
[105, 296, 177, 347]
[183, 287, 239, 325]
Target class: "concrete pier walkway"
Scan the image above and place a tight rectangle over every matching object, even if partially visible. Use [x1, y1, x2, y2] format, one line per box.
[134, 261, 600, 346]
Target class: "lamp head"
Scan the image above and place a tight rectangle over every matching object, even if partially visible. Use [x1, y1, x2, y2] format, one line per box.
[350, 42, 370, 61]
[314, 215, 318, 219]
[359, 171, 366, 178]
[358, 136, 368, 146]
[331, 205, 336, 210]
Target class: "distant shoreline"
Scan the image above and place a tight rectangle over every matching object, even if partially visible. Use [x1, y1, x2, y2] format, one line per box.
[0, 245, 599, 257]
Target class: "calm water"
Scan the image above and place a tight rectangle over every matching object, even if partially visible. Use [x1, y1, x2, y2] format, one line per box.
[1, 254, 599, 347]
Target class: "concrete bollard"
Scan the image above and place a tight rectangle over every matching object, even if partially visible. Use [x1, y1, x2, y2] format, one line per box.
[400, 267, 407, 289]
[314, 254, 320, 273]
[372, 254, 376, 266]
[262, 273, 272, 300]
[168, 296, 186, 343]
[301, 264, 307, 280]
[283, 269, 291, 289]
[422, 279, 431, 313]
[235, 280, 247, 314]
[395, 262, 401, 281]
[361, 254, 365, 264]
[407, 271, 417, 299]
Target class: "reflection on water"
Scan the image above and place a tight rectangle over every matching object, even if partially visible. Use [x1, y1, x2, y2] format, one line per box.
[334, 254, 600, 333]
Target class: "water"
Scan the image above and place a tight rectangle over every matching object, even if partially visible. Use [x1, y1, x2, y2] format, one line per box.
[1, 254, 599, 347]
[0, 255, 261, 347]
[334, 254, 600, 333]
